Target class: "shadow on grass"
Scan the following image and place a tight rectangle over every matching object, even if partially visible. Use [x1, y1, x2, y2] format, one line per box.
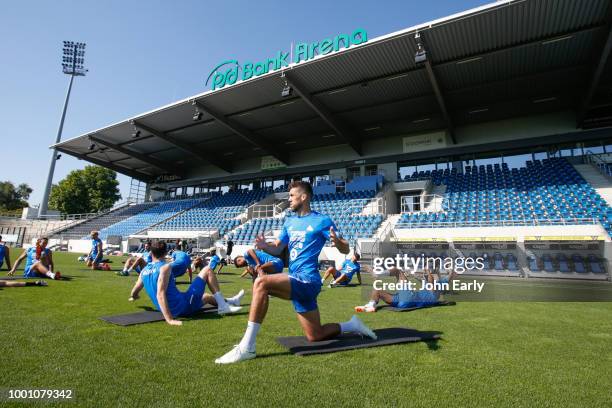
[254, 350, 293, 359]
[175, 280, 232, 285]
[424, 336, 442, 351]
[135, 305, 251, 321]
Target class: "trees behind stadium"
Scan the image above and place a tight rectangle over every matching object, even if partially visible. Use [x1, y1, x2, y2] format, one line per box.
[0, 181, 32, 213]
[49, 166, 121, 214]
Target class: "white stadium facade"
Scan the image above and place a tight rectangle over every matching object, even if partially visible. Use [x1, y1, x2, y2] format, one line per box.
[30, 0, 612, 280]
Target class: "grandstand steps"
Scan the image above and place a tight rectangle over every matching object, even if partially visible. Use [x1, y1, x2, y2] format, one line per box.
[423, 185, 446, 212]
[51, 202, 157, 240]
[376, 214, 400, 241]
[49, 202, 132, 238]
[573, 164, 612, 207]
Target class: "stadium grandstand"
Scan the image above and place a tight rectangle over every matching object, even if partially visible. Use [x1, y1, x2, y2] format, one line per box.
[13, 0, 610, 281]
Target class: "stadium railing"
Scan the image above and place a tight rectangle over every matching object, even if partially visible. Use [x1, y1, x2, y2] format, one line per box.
[584, 151, 612, 178]
[394, 217, 601, 229]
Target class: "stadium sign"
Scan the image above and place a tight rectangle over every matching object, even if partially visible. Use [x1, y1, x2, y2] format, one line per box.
[206, 28, 368, 90]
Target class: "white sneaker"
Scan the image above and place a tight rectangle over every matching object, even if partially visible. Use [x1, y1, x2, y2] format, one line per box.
[215, 345, 256, 364]
[217, 304, 242, 315]
[350, 315, 377, 339]
[354, 305, 376, 313]
[227, 289, 245, 306]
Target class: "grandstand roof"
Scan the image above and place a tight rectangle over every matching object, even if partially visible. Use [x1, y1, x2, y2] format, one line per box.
[54, 0, 612, 183]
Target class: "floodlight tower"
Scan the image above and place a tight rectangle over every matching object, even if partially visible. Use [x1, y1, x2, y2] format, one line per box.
[38, 41, 88, 218]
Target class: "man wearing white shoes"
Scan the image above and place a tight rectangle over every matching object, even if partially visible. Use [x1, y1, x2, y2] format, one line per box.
[215, 181, 376, 364]
[128, 241, 243, 325]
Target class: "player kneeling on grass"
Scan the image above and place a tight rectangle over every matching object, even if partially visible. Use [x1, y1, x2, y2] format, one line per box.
[235, 248, 284, 280]
[321, 252, 361, 287]
[9, 237, 61, 280]
[355, 267, 455, 312]
[215, 180, 376, 364]
[128, 241, 243, 325]
[119, 241, 152, 276]
[86, 231, 105, 270]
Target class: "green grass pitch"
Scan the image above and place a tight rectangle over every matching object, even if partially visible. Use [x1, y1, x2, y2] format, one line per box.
[1, 251, 612, 407]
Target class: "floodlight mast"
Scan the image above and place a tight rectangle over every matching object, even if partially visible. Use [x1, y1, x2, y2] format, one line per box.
[38, 42, 88, 218]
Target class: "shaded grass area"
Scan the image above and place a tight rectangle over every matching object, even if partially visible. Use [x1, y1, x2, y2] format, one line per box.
[1, 252, 611, 407]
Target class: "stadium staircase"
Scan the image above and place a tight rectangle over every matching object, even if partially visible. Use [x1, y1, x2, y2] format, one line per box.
[573, 163, 612, 207]
[423, 185, 446, 212]
[50, 202, 157, 240]
[96, 197, 211, 240]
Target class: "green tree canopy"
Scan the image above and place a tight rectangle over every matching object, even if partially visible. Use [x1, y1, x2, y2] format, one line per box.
[49, 166, 121, 214]
[0, 181, 32, 211]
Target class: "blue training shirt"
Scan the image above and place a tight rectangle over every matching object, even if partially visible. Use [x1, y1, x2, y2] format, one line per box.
[141, 260, 186, 317]
[0, 243, 6, 265]
[171, 251, 190, 267]
[24, 247, 50, 278]
[170, 251, 191, 277]
[341, 259, 360, 273]
[91, 238, 102, 255]
[340, 259, 360, 278]
[278, 211, 337, 283]
[244, 249, 280, 267]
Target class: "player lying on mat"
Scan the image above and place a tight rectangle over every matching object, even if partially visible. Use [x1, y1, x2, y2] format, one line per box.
[321, 252, 362, 286]
[235, 248, 284, 280]
[215, 181, 376, 364]
[0, 235, 12, 271]
[128, 241, 243, 325]
[355, 267, 456, 312]
[86, 231, 104, 270]
[0, 280, 47, 287]
[119, 241, 152, 276]
[9, 237, 61, 280]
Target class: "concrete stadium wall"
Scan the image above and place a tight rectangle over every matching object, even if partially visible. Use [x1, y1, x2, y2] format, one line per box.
[392, 224, 609, 241]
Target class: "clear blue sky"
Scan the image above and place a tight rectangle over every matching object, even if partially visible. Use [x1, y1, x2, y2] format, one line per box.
[0, 0, 490, 208]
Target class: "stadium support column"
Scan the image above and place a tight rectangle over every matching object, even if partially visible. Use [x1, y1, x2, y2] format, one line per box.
[516, 238, 529, 279]
[39, 74, 75, 218]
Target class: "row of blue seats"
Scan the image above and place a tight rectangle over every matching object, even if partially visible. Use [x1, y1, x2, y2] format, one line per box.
[398, 158, 612, 236]
[402, 252, 605, 273]
[96, 197, 207, 239]
[153, 189, 272, 235]
[528, 254, 604, 273]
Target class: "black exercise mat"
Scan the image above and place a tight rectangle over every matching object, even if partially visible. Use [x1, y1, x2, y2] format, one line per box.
[330, 283, 360, 288]
[380, 300, 456, 312]
[100, 305, 218, 326]
[277, 327, 441, 356]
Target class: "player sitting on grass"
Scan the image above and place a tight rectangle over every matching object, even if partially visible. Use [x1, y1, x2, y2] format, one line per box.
[215, 180, 376, 364]
[321, 252, 361, 287]
[86, 231, 105, 270]
[9, 237, 61, 280]
[235, 248, 284, 280]
[0, 235, 12, 271]
[355, 267, 455, 312]
[0, 280, 47, 287]
[128, 241, 243, 325]
[119, 241, 152, 276]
